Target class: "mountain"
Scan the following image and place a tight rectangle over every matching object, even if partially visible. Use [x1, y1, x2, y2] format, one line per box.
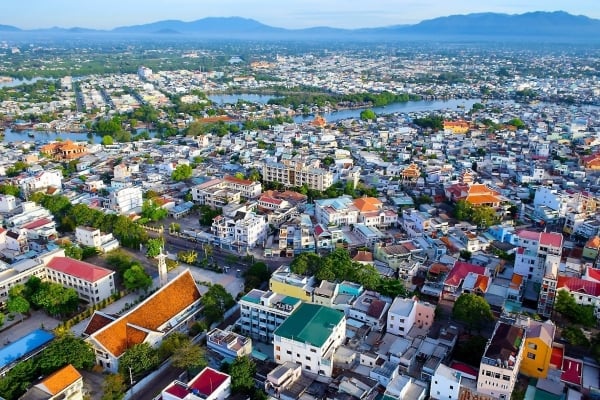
[0, 24, 20, 32]
[2, 12, 599, 41]
[112, 17, 285, 36]
[395, 11, 600, 38]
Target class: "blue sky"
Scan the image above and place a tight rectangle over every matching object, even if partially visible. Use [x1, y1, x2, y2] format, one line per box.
[2, 0, 599, 29]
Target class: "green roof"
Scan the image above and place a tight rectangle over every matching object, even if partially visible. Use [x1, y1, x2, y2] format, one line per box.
[240, 294, 260, 304]
[274, 303, 344, 348]
[281, 296, 301, 306]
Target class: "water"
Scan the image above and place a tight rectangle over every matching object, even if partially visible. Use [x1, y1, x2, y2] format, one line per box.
[0, 77, 44, 88]
[208, 93, 276, 104]
[2, 128, 99, 144]
[293, 98, 482, 123]
[0, 329, 54, 368]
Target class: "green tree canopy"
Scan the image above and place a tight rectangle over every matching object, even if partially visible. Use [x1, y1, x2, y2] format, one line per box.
[7, 295, 29, 321]
[123, 264, 153, 292]
[101, 374, 126, 400]
[201, 284, 235, 326]
[118, 343, 159, 377]
[171, 342, 207, 372]
[555, 290, 596, 327]
[171, 164, 193, 182]
[452, 293, 494, 333]
[38, 334, 95, 374]
[141, 199, 168, 222]
[360, 109, 376, 121]
[102, 135, 114, 145]
[31, 282, 79, 317]
[229, 356, 257, 394]
[145, 238, 163, 258]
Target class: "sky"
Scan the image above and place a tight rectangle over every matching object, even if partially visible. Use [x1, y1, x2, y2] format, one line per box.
[2, 0, 599, 30]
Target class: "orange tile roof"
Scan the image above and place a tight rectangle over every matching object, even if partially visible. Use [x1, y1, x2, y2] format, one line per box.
[586, 236, 600, 249]
[475, 275, 490, 292]
[39, 364, 81, 395]
[91, 270, 201, 357]
[510, 273, 524, 290]
[352, 197, 381, 212]
[465, 194, 501, 205]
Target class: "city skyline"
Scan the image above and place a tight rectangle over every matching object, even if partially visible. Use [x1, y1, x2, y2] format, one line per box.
[2, 0, 599, 30]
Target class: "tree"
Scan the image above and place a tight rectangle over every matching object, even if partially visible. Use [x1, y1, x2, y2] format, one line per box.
[146, 238, 163, 258]
[158, 332, 190, 360]
[290, 252, 321, 276]
[102, 135, 114, 145]
[141, 199, 168, 222]
[454, 199, 472, 221]
[471, 206, 499, 228]
[38, 334, 95, 374]
[31, 282, 79, 317]
[123, 264, 153, 292]
[459, 250, 472, 261]
[101, 374, 126, 400]
[177, 250, 198, 264]
[7, 295, 29, 322]
[360, 109, 376, 121]
[452, 293, 494, 333]
[229, 356, 257, 394]
[201, 284, 235, 326]
[119, 343, 159, 377]
[171, 342, 207, 373]
[554, 290, 596, 326]
[64, 244, 83, 260]
[199, 206, 222, 226]
[171, 164, 193, 182]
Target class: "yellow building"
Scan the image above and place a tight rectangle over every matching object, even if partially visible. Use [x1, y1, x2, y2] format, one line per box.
[269, 265, 315, 302]
[443, 120, 470, 134]
[520, 320, 555, 378]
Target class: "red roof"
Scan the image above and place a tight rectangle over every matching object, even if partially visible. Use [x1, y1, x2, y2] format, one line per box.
[224, 175, 254, 186]
[188, 367, 229, 396]
[165, 382, 190, 398]
[561, 357, 582, 385]
[22, 217, 53, 230]
[444, 261, 486, 287]
[449, 361, 478, 379]
[47, 257, 114, 282]
[587, 268, 600, 283]
[517, 230, 540, 241]
[557, 276, 600, 297]
[540, 232, 563, 248]
[551, 345, 564, 369]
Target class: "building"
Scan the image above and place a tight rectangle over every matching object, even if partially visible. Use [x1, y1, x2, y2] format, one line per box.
[46, 256, 116, 305]
[444, 120, 470, 134]
[269, 265, 316, 302]
[314, 196, 358, 227]
[264, 362, 303, 398]
[211, 210, 268, 250]
[105, 186, 143, 214]
[0, 194, 17, 213]
[206, 328, 252, 361]
[430, 363, 477, 400]
[273, 303, 345, 377]
[86, 270, 202, 372]
[278, 214, 315, 256]
[75, 226, 120, 253]
[18, 170, 63, 197]
[348, 291, 390, 332]
[262, 160, 334, 191]
[519, 320, 555, 379]
[20, 364, 83, 400]
[387, 297, 416, 337]
[190, 176, 262, 207]
[445, 183, 503, 207]
[353, 196, 398, 228]
[514, 230, 563, 283]
[161, 367, 231, 400]
[40, 140, 87, 160]
[236, 289, 302, 343]
[477, 321, 525, 399]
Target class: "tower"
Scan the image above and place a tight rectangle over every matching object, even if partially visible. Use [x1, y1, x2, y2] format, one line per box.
[157, 246, 168, 287]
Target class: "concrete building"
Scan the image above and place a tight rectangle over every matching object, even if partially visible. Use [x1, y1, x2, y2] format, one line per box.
[75, 226, 120, 253]
[387, 297, 416, 337]
[273, 303, 345, 377]
[477, 322, 525, 399]
[236, 289, 302, 343]
[20, 364, 84, 400]
[269, 265, 316, 302]
[105, 186, 143, 214]
[161, 367, 231, 400]
[206, 328, 252, 361]
[262, 160, 334, 191]
[514, 230, 563, 283]
[211, 210, 268, 250]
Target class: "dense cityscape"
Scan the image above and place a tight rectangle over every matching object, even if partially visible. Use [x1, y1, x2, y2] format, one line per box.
[0, 8, 599, 400]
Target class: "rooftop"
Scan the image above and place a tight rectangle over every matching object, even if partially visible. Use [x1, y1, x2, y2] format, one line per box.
[274, 303, 344, 348]
[47, 256, 113, 283]
[483, 322, 524, 367]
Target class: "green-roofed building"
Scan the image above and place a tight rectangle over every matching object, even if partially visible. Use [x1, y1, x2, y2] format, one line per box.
[273, 303, 345, 377]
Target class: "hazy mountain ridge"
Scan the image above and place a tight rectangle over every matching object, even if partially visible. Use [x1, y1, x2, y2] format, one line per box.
[1, 11, 599, 40]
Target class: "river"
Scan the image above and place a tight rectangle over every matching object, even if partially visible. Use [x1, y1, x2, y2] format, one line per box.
[208, 94, 275, 104]
[0, 77, 45, 89]
[2, 128, 100, 144]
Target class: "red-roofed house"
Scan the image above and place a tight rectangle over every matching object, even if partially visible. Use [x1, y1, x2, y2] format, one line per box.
[443, 261, 487, 300]
[46, 256, 115, 305]
[162, 367, 231, 400]
[87, 269, 202, 372]
[557, 276, 600, 317]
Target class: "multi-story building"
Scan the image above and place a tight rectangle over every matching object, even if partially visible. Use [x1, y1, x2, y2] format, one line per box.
[387, 297, 416, 337]
[75, 226, 120, 253]
[211, 210, 268, 250]
[273, 303, 345, 377]
[46, 256, 115, 305]
[236, 289, 302, 343]
[105, 186, 143, 214]
[519, 320, 555, 379]
[269, 265, 316, 302]
[262, 160, 334, 191]
[0, 194, 17, 213]
[21, 364, 84, 400]
[353, 197, 398, 229]
[477, 322, 525, 399]
[314, 196, 358, 227]
[278, 214, 315, 256]
[514, 230, 563, 283]
[347, 291, 391, 332]
[206, 328, 252, 361]
[18, 170, 63, 198]
[402, 208, 432, 235]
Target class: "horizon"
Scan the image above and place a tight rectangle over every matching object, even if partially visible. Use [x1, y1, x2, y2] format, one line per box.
[1, 0, 599, 30]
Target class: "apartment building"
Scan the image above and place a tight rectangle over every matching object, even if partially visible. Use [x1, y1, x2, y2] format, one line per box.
[273, 303, 345, 377]
[236, 289, 302, 343]
[75, 226, 120, 253]
[161, 367, 231, 400]
[348, 291, 391, 332]
[46, 256, 115, 305]
[269, 265, 316, 302]
[18, 170, 63, 197]
[278, 214, 315, 256]
[477, 322, 525, 399]
[314, 196, 358, 227]
[105, 186, 143, 214]
[387, 297, 416, 337]
[206, 328, 252, 361]
[262, 160, 334, 191]
[514, 230, 563, 283]
[519, 320, 555, 379]
[211, 211, 268, 249]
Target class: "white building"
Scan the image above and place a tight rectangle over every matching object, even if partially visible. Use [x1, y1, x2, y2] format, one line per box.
[161, 367, 231, 400]
[514, 230, 563, 283]
[211, 210, 268, 249]
[262, 160, 334, 191]
[387, 297, 417, 337]
[75, 226, 120, 253]
[105, 186, 143, 214]
[431, 363, 477, 400]
[0, 194, 17, 213]
[236, 289, 302, 343]
[46, 256, 116, 305]
[348, 291, 390, 332]
[191, 176, 262, 206]
[19, 170, 63, 197]
[273, 303, 345, 377]
[314, 196, 359, 227]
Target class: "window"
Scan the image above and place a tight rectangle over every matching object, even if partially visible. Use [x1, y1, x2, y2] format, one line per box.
[306, 356, 311, 361]
[527, 352, 536, 360]
[528, 343, 537, 350]
[286, 350, 292, 355]
[275, 346, 280, 351]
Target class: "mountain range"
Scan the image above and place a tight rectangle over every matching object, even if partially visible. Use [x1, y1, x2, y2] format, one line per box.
[1, 11, 599, 41]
